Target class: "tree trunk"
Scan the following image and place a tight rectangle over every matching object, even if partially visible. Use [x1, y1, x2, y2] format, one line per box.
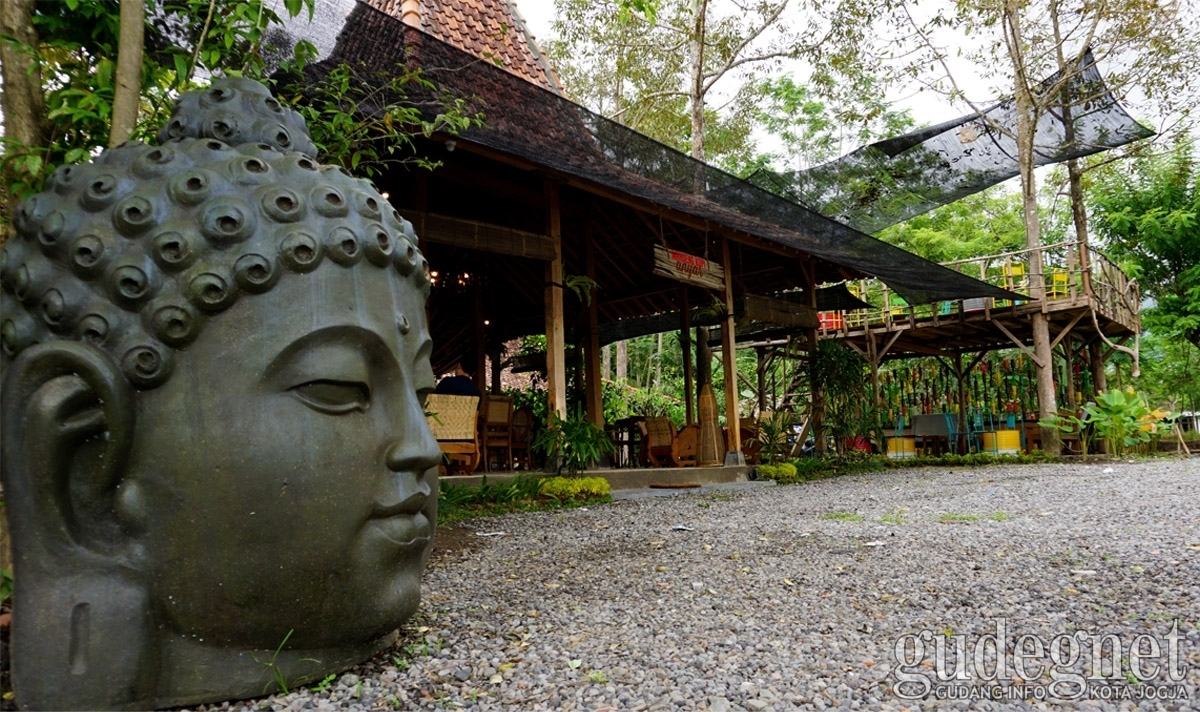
[601, 344, 611, 381]
[654, 332, 663, 390]
[687, 0, 709, 194]
[1005, 0, 1061, 455]
[616, 340, 628, 382]
[110, 0, 145, 147]
[0, 0, 49, 231]
[1089, 340, 1107, 396]
[687, 0, 708, 163]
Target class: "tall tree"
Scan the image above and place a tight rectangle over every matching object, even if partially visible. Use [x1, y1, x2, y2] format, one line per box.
[1091, 137, 1200, 348]
[891, 0, 1198, 453]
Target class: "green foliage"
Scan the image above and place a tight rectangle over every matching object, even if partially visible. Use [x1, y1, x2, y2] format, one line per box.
[252, 628, 295, 694]
[544, 0, 785, 172]
[749, 411, 796, 464]
[3, 0, 316, 206]
[2, 0, 481, 226]
[1083, 388, 1170, 457]
[752, 74, 915, 172]
[876, 186, 1028, 262]
[755, 462, 797, 483]
[1, 567, 12, 608]
[802, 341, 885, 452]
[1134, 331, 1200, 416]
[1040, 409, 1095, 457]
[437, 473, 612, 523]
[280, 62, 484, 178]
[1091, 138, 1200, 348]
[533, 407, 616, 475]
[310, 673, 337, 693]
[539, 476, 612, 501]
[602, 380, 686, 426]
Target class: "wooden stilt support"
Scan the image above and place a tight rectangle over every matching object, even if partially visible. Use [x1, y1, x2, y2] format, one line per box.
[474, 285, 487, 394]
[584, 221, 604, 427]
[720, 238, 743, 464]
[545, 182, 567, 421]
[680, 287, 695, 424]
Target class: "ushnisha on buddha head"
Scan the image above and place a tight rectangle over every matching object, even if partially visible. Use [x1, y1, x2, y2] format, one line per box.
[0, 78, 443, 711]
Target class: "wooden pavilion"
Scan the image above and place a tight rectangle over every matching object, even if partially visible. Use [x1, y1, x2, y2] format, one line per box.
[280, 0, 1033, 463]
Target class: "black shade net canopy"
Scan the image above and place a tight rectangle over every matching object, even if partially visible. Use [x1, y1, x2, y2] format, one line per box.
[265, 1, 1142, 307]
[748, 49, 1153, 235]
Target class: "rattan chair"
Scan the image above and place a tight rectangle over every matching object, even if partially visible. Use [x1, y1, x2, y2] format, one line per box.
[425, 394, 481, 474]
[641, 416, 677, 467]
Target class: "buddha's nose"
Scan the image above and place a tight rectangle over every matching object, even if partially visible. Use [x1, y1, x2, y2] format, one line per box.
[386, 389, 441, 474]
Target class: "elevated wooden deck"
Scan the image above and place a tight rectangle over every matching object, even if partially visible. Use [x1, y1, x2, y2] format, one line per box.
[818, 241, 1140, 360]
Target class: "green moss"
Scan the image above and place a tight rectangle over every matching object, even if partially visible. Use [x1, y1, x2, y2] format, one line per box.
[539, 476, 611, 501]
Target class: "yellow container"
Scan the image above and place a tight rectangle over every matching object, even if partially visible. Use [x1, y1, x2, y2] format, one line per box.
[982, 430, 1021, 454]
[886, 436, 916, 459]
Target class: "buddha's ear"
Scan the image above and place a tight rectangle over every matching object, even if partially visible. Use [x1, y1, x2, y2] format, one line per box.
[1, 340, 137, 559]
[2, 341, 156, 710]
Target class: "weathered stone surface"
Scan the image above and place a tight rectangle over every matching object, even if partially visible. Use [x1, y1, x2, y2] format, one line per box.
[0, 78, 440, 710]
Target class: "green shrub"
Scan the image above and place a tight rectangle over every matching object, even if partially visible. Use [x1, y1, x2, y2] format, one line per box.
[533, 407, 616, 475]
[539, 476, 611, 501]
[756, 462, 799, 483]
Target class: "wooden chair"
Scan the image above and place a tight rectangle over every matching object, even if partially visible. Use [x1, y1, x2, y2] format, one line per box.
[672, 424, 699, 467]
[641, 416, 677, 467]
[511, 407, 534, 470]
[481, 394, 514, 471]
[1048, 269, 1070, 300]
[425, 394, 480, 474]
[739, 417, 762, 464]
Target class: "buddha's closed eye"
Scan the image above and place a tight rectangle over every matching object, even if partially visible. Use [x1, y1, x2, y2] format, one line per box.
[290, 379, 370, 414]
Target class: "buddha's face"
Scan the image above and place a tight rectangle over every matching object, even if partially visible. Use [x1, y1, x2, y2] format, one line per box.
[125, 261, 441, 649]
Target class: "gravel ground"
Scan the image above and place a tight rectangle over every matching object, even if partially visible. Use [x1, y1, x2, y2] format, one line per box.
[202, 458, 1200, 711]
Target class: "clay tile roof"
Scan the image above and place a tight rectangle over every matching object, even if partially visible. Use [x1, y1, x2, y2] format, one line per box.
[366, 0, 563, 95]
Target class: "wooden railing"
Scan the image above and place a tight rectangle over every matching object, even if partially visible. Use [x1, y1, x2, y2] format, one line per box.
[817, 241, 1140, 335]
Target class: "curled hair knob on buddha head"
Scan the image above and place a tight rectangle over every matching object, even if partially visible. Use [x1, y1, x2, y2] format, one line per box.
[0, 77, 427, 390]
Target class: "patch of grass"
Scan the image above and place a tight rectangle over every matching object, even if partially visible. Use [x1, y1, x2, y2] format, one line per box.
[438, 473, 612, 524]
[309, 673, 337, 693]
[988, 511, 1010, 521]
[938, 512, 984, 522]
[822, 511, 864, 522]
[586, 670, 608, 683]
[879, 510, 907, 524]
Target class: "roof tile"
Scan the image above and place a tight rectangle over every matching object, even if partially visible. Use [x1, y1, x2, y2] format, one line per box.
[366, 0, 561, 94]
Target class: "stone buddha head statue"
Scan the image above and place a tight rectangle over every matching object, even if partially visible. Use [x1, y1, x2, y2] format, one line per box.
[0, 78, 442, 710]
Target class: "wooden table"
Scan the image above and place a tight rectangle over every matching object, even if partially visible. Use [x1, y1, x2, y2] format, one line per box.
[607, 416, 645, 468]
[911, 413, 954, 455]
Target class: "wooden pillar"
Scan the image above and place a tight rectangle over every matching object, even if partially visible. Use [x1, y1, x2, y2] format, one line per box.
[802, 260, 825, 454]
[954, 353, 967, 453]
[720, 237, 743, 463]
[583, 222, 604, 427]
[473, 285, 487, 393]
[755, 346, 768, 414]
[545, 182, 567, 421]
[680, 287, 694, 424]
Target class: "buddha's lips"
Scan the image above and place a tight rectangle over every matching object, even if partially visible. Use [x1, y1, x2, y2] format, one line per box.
[371, 511, 432, 548]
